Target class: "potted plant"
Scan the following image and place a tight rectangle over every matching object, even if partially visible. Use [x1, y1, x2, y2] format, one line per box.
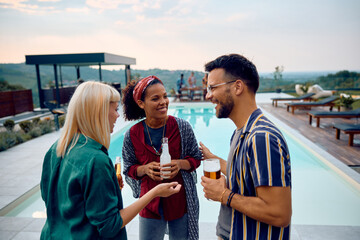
[339, 94, 354, 111]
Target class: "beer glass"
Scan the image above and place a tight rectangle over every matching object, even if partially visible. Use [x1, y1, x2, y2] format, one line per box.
[203, 158, 221, 179]
[115, 156, 123, 190]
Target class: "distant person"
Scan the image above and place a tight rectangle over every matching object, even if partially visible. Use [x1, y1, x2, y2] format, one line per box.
[177, 73, 185, 94]
[121, 75, 202, 240]
[200, 54, 292, 240]
[40, 81, 181, 239]
[202, 72, 208, 100]
[188, 72, 196, 100]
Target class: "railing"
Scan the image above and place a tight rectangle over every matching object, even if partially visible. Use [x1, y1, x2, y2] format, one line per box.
[0, 90, 34, 118]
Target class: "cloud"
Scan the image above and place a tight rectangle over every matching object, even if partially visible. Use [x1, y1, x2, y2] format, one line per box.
[135, 14, 145, 21]
[0, 30, 208, 70]
[115, 20, 126, 25]
[86, 0, 139, 10]
[85, 0, 163, 13]
[226, 13, 250, 22]
[0, 0, 25, 4]
[38, 0, 60, 2]
[130, 0, 162, 12]
[0, 0, 59, 14]
[66, 7, 90, 13]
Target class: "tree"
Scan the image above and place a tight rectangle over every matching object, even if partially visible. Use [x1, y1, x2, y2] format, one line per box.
[273, 66, 284, 92]
[0, 78, 25, 91]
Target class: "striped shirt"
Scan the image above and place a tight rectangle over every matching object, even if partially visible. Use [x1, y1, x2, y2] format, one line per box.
[229, 108, 291, 240]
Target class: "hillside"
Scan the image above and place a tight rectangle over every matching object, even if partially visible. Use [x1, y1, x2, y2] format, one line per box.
[0, 63, 207, 107]
[1, 63, 359, 107]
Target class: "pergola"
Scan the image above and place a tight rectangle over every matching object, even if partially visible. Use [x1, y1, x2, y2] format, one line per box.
[25, 52, 136, 108]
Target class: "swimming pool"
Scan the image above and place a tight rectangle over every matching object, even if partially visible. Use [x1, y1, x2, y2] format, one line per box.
[7, 104, 360, 226]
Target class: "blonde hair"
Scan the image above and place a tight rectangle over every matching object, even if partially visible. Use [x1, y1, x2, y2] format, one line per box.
[56, 81, 120, 158]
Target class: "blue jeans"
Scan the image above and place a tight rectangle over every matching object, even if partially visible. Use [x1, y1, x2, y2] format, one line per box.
[139, 205, 188, 240]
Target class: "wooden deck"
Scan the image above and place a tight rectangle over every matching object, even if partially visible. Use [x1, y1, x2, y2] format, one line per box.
[259, 103, 360, 169]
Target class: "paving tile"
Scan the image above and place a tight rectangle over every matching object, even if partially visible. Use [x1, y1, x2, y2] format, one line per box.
[127, 233, 139, 240]
[350, 226, 360, 237]
[12, 231, 41, 240]
[295, 225, 360, 240]
[0, 174, 16, 184]
[0, 231, 17, 240]
[126, 220, 139, 235]
[0, 196, 17, 210]
[199, 222, 217, 240]
[290, 225, 301, 240]
[0, 217, 33, 231]
[0, 187, 28, 196]
[0, 175, 38, 188]
[22, 218, 46, 232]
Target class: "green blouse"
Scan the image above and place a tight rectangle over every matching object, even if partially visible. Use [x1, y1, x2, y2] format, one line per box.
[40, 134, 126, 239]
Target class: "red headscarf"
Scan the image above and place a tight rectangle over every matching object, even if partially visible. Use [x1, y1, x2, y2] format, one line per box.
[133, 75, 163, 103]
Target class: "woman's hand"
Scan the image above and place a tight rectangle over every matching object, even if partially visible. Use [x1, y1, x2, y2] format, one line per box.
[144, 162, 162, 181]
[161, 160, 182, 179]
[153, 182, 182, 197]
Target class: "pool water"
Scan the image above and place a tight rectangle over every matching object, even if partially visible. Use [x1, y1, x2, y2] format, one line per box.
[7, 105, 360, 226]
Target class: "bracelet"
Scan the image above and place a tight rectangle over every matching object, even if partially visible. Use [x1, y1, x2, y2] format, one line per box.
[219, 189, 227, 203]
[227, 191, 235, 207]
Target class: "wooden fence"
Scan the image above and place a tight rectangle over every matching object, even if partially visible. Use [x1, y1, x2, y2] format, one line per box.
[42, 83, 121, 105]
[43, 86, 76, 105]
[0, 89, 34, 118]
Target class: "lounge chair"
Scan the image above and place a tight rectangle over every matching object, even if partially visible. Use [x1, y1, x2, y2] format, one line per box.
[285, 96, 339, 114]
[308, 108, 360, 127]
[333, 123, 360, 146]
[271, 93, 315, 107]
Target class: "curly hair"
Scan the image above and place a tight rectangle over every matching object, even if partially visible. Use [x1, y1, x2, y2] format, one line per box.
[205, 53, 259, 93]
[122, 78, 163, 121]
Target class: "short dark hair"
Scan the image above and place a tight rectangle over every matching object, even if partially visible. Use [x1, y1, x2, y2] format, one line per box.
[204, 54, 259, 93]
[122, 78, 163, 120]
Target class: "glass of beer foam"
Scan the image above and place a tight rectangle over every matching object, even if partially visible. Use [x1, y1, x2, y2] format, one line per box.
[203, 158, 221, 179]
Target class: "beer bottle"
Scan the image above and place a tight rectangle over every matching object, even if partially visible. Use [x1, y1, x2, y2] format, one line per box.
[160, 137, 171, 179]
[115, 156, 123, 190]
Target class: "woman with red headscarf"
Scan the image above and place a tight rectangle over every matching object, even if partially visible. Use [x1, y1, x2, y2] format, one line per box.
[122, 76, 202, 240]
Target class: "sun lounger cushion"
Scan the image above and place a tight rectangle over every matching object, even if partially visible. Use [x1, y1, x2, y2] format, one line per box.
[271, 93, 315, 101]
[333, 123, 360, 131]
[308, 84, 333, 99]
[309, 108, 360, 116]
[288, 96, 338, 106]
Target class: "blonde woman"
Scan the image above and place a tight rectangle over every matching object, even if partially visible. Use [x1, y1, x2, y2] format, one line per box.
[40, 81, 181, 239]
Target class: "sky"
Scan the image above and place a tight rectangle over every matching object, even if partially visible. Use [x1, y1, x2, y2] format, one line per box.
[0, 0, 359, 72]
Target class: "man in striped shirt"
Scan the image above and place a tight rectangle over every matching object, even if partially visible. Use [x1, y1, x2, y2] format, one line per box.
[200, 54, 292, 240]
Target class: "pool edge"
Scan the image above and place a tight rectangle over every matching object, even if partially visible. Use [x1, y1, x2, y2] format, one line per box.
[260, 106, 360, 191]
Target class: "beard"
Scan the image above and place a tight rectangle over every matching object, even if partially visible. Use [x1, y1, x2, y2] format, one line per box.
[216, 94, 234, 118]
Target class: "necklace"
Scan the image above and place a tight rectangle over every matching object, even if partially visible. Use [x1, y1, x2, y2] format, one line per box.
[145, 118, 166, 156]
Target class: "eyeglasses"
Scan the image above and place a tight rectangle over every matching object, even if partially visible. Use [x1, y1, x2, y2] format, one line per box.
[207, 80, 236, 95]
